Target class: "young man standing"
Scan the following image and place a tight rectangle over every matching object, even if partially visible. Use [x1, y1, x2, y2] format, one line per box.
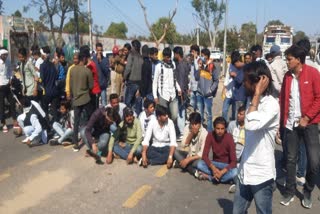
[280, 45, 320, 209]
[233, 61, 280, 214]
[189, 44, 200, 111]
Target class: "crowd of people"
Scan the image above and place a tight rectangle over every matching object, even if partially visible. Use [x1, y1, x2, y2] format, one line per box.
[0, 37, 320, 213]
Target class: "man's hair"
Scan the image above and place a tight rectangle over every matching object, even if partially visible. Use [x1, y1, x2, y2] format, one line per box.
[162, 47, 172, 58]
[173, 46, 183, 58]
[296, 38, 311, 56]
[213, 116, 227, 128]
[18, 47, 28, 57]
[60, 100, 71, 110]
[123, 107, 134, 117]
[189, 112, 201, 125]
[201, 48, 210, 58]
[41, 46, 51, 54]
[31, 44, 39, 53]
[143, 98, 155, 109]
[190, 44, 200, 54]
[109, 93, 119, 101]
[238, 105, 246, 113]
[243, 61, 274, 96]
[265, 53, 272, 59]
[131, 39, 141, 52]
[149, 47, 158, 55]
[250, 44, 262, 53]
[155, 105, 168, 117]
[244, 52, 252, 58]
[96, 42, 103, 48]
[79, 45, 90, 60]
[142, 44, 149, 57]
[285, 44, 306, 64]
[231, 50, 241, 65]
[32, 49, 41, 56]
[124, 43, 132, 51]
[105, 107, 121, 125]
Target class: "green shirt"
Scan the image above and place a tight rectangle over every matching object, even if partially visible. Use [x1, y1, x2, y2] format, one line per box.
[70, 65, 93, 106]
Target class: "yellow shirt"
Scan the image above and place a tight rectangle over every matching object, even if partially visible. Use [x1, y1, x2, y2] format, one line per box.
[65, 64, 75, 97]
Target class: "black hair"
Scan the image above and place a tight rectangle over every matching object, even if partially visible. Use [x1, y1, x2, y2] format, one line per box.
[143, 98, 155, 109]
[124, 43, 132, 51]
[96, 42, 103, 48]
[173, 46, 183, 58]
[131, 40, 141, 52]
[31, 44, 39, 53]
[265, 53, 273, 59]
[285, 44, 306, 64]
[32, 49, 41, 56]
[189, 112, 201, 125]
[123, 107, 134, 117]
[296, 38, 311, 56]
[58, 52, 65, 58]
[41, 46, 51, 54]
[250, 44, 262, 53]
[105, 107, 121, 125]
[231, 50, 241, 65]
[213, 116, 227, 128]
[109, 93, 119, 101]
[79, 45, 90, 60]
[18, 47, 28, 57]
[60, 100, 71, 110]
[201, 48, 210, 58]
[238, 105, 246, 113]
[244, 52, 252, 58]
[243, 61, 274, 96]
[162, 47, 172, 58]
[142, 44, 149, 57]
[149, 47, 158, 55]
[155, 105, 168, 117]
[190, 44, 200, 54]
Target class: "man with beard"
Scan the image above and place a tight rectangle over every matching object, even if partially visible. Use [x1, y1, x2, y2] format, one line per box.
[106, 93, 127, 120]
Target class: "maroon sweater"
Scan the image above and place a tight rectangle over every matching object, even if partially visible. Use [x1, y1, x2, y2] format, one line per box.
[202, 132, 236, 170]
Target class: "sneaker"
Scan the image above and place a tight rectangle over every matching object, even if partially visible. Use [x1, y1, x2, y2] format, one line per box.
[2, 125, 8, 133]
[194, 170, 200, 178]
[73, 144, 80, 152]
[302, 189, 312, 209]
[138, 158, 143, 167]
[296, 176, 306, 186]
[228, 184, 236, 193]
[53, 134, 60, 139]
[280, 194, 294, 206]
[49, 139, 60, 146]
[173, 160, 179, 168]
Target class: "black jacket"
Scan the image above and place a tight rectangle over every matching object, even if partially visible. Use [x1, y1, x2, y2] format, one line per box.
[140, 57, 153, 98]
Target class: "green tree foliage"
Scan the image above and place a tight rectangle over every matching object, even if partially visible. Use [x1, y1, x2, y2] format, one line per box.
[217, 26, 240, 53]
[63, 15, 89, 34]
[104, 22, 128, 39]
[293, 31, 309, 43]
[150, 17, 178, 44]
[34, 20, 49, 31]
[266, 19, 284, 26]
[12, 10, 22, 17]
[240, 22, 257, 49]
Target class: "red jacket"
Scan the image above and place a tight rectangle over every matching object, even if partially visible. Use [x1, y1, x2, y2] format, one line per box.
[87, 61, 101, 95]
[280, 64, 320, 128]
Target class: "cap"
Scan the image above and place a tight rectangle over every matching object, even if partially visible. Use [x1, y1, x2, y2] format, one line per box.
[123, 107, 134, 117]
[0, 49, 8, 56]
[270, 45, 281, 55]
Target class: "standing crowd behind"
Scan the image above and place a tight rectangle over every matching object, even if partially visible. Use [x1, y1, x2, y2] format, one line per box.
[0, 37, 320, 213]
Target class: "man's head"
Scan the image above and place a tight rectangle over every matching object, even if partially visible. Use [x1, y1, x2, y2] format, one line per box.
[73, 52, 80, 65]
[155, 105, 169, 124]
[142, 44, 149, 58]
[213, 117, 227, 139]
[244, 52, 252, 64]
[285, 44, 306, 71]
[250, 44, 262, 60]
[18, 47, 28, 63]
[123, 43, 131, 56]
[0, 48, 9, 62]
[144, 99, 155, 116]
[237, 105, 246, 125]
[296, 38, 311, 56]
[32, 49, 41, 60]
[109, 93, 120, 110]
[162, 47, 172, 63]
[96, 42, 103, 57]
[59, 100, 71, 115]
[131, 39, 141, 52]
[231, 51, 244, 69]
[189, 112, 202, 135]
[105, 107, 120, 126]
[149, 47, 158, 61]
[201, 48, 210, 61]
[173, 46, 183, 61]
[270, 45, 281, 58]
[265, 53, 273, 64]
[123, 107, 135, 126]
[79, 45, 91, 65]
[190, 44, 200, 58]
[40, 46, 51, 60]
[243, 61, 273, 97]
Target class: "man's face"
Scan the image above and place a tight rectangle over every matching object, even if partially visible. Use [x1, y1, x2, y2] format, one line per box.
[163, 55, 171, 63]
[286, 54, 301, 71]
[244, 55, 252, 64]
[59, 55, 65, 63]
[214, 123, 226, 138]
[96, 46, 103, 57]
[123, 48, 129, 56]
[60, 106, 67, 115]
[110, 98, 119, 109]
[190, 123, 201, 135]
[73, 54, 79, 65]
[18, 53, 26, 63]
[237, 110, 245, 124]
[125, 114, 134, 125]
[191, 50, 198, 58]
[150, 53, 158, 61]
[243, 72, 256, 97]
[158, 114, 168, 124]
[0, 53, 8, 62]
[146, 104, 155, 115]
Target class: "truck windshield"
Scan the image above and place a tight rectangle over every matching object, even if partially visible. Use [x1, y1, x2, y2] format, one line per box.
[281, 37, 291, 44]
[266, 37, 275, 44]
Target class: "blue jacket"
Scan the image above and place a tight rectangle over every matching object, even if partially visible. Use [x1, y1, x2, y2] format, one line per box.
[195, 62, 219, 98]
[92, 54, 110, 90]
[40, 59, 59, 97]
[230, 64, 246, 102]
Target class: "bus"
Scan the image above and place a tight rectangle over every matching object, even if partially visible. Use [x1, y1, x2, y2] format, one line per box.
[262, 25, 293, 56]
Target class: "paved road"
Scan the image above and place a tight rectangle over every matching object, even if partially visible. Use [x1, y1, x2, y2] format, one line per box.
[1, 82, 320, 214]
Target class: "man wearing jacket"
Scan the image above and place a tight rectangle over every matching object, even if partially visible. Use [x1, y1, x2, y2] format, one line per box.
[280, 44, 320, 209]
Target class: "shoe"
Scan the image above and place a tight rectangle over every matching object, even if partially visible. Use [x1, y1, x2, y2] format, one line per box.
[62, 141, 72, 146]
[280, 194, 294, 206]
[228, 184, 236, 193]
[302, 189, 312, 209]
[2, 125, 8, 133]
[296, 176, 306, 186]
[194, 170, 200, 178]
[173, 160, 179, 168]
[53, 134, 59, 139]
[49, 139, 60, 146]
[73, 144, 80, 152]
[138, 158, 143, 167]
[22, 137, 30, 144]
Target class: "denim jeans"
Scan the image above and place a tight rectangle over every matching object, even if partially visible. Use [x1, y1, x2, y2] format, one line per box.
[174, 150, 200, 174]
[284, 124, 320, 196]
[72, 102, 93, 145]
[80, 127, 110, 154]
[52, 122, 74, 144]
[147, 146, 170, 165]
[297, 142, 307, 178]
[197, 160, 237, 183]
[177, 98, 186, 136]
[125, 81, 142, 116]
[196, 94, 213, 131]
[222, 97, 236, 121]
[101, 89, 107, 107]
[233, 178, 274, 214]
[159, 97, 178, 122]
[190, 91, 198, 111]
[113, 143, 142, 160]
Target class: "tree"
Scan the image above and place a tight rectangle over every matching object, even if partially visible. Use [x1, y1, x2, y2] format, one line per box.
[34, 20, 50, 31]
[191, 0, 225, 48]
[104, 22, 128, 39]
[0, 0, 3, 15]
[216, 26, 240, 53]
[63, 15, 89, 34]
[293, 31, 309, 43]
[266, 19, 284, 26]
[138, 0, 178, 48]
[240, 22, 256, 50]
[12, 10, 22, 17]
[150, 17, 178, 44]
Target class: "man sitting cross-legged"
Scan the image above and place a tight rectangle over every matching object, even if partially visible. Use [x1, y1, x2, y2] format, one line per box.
[141, 105, 177, 168]
[173, 112, 208, 175]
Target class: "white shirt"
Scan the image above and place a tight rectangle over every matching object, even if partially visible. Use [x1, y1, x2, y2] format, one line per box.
[224, 64, 234, 98]
[142, 117, 177, 148]
[138, 111, 156, 137]
[106, 102, 127, 120]
[35, 57, 44, 70]
[0, 58, 11, 86]
[153, 62, 181, 102]
[286, 73, 301, 130]
[238, 95, 280, 185]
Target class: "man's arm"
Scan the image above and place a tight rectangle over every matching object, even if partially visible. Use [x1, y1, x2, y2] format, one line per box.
[123, 54, 133, 80]
[304, 69, 320, 121]
[130, 119, 143, 154]
[152, 64, 160, 102]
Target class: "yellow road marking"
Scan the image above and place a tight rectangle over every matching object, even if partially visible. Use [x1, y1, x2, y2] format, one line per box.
[122, 185, 152, 208]
[155, 165, 168, 177]
[0, 172, 10, 182]
[27, 154, 52, 166]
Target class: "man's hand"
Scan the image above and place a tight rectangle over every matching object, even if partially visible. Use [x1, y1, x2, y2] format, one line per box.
[66, 95, 71, 101]
[119, 141, 126, 148]
[299, 116, 309, 128]
[142, 152, 148, 167]
[106, 152, 113, 164]
[167, 157, 173, 169]
[154, 98, 159, 104]
[92, 143, 98, 154]
[214, 168, 227, 181]
[179, 158, 190, 169]
[135, 90, 140, 97]
[127, 152, 134, 164]
[178, 91, 182, 97]
[254, 75, 269, 96]
[229, 71, 237, 77]
[33, 90, 38, 97]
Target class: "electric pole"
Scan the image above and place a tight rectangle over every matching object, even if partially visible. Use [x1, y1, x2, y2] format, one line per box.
[74, 0, 79, 49]
[88, 0, 93, 52]
[222, 0, 229, 77]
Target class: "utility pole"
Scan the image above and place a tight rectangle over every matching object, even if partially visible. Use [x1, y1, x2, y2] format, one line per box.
[192, 13, 200, 47]
[222, 0, 229, 77]
[88, 0, 93, 52]
[74, 0, 79, 49]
